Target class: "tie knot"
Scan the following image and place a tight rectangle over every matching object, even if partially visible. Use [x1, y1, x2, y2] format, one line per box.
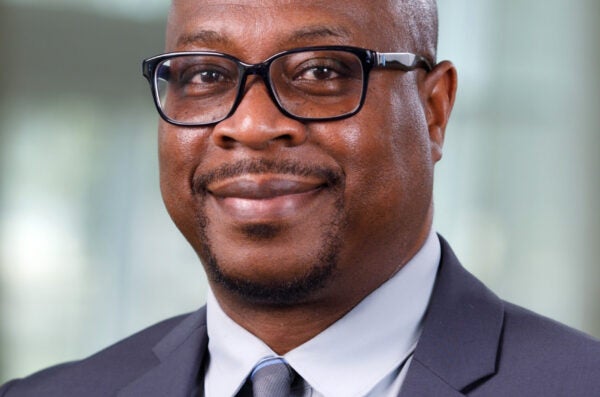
[250, 357, 294, 397]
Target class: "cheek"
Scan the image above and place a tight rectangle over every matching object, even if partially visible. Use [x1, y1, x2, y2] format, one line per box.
[159, 124, 208, 189]
[158, 124, 210, 232]
[379, 81, 433, 190]
[318, 81, 432, 223]
[311, 118, 403, 224]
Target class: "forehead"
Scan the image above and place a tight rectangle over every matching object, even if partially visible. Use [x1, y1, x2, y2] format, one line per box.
[167, 0, 401, 58]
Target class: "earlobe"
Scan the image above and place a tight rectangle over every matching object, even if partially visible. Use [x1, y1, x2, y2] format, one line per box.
[422, 61, 458, 162]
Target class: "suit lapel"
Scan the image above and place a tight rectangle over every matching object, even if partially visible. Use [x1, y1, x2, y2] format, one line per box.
[399, 359, 466, 397]
[399, 236, 505, 396]
[117, 308, 209, 397]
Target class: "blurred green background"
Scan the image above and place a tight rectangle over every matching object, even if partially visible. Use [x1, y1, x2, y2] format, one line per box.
[1, 0, 599, 383]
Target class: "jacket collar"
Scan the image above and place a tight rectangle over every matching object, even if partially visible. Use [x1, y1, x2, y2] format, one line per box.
[400, 235, 504, 396]
[117, 307, 209, 397]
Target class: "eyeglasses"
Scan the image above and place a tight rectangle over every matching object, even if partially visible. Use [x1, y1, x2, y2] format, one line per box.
[142, 46, 432, 126]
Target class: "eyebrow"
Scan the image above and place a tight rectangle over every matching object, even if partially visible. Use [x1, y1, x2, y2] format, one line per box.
[176, 30, 233, 48]
[286, 26, 351, 44]
[176, 26, 351, 50]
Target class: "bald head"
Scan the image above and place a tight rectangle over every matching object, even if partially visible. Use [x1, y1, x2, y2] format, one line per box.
[168, 0, 438, 63]
[393, 0, 438, 64]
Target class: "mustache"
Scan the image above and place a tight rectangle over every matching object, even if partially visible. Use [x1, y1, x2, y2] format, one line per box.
[193, 158, 344, 194]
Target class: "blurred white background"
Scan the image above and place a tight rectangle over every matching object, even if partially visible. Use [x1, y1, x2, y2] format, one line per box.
[1, 0, 599, 383]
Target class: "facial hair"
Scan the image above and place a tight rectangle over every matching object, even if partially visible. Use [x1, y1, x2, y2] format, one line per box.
[193, 158, 346, 306]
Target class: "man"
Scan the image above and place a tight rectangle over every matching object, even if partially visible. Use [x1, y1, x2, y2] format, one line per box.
[1, 0, 599, 396]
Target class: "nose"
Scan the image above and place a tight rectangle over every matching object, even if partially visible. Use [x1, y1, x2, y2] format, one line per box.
[211, 79, 308, 150]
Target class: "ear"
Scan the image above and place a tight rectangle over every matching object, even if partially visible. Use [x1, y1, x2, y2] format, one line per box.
[420, 61, 457, 162]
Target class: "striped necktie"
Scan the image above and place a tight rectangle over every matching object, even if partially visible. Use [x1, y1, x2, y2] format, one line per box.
[249, 357, 294, 397]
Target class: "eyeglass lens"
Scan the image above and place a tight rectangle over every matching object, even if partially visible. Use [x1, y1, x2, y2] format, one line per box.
[154, 50, 365, 125]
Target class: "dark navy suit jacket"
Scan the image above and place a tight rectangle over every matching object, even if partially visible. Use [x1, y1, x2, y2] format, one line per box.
[2, 236, 600, 396]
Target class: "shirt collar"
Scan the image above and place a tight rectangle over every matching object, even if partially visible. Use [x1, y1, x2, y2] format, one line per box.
[205, 230, 440, 397]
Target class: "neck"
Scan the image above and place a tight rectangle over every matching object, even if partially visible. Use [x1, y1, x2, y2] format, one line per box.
[210, 227, 432, 354]
[215, 294, 361, 354]
[209, 207, 434, 354]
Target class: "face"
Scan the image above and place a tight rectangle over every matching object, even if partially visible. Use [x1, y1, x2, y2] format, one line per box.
[159, 0, 455, 308]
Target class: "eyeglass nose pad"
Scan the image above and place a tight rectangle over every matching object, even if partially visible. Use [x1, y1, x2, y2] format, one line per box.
[212, 79, 308, 150]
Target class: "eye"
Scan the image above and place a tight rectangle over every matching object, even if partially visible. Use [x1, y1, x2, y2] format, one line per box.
[293, 58, 351, 81]
[299, 65, 341, 81]
[181, 66, 231, 85]
[170, 58, 239, 98]
[196, 70, 226, 84]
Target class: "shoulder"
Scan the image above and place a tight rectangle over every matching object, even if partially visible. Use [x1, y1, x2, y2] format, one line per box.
[0, 310, 203, 397]
[416, 236, 600, 395]
[501, 301, 600, 369]
[474, 301, 600, 395]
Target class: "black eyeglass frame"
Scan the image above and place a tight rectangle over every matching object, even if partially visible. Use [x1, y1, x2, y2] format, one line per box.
[142, 45, 433, 127]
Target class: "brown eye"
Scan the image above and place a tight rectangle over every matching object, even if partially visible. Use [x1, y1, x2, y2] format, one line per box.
[293, 58, 350, 81]
[199, 70, 226, 83]
[181, 66, 230, 85]
[299, 66, 340, 80]
[175, 62, 238, 97]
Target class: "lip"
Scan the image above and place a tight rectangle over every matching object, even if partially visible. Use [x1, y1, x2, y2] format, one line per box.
[207, 174, 327, 221]
[208, 174, 325, 198]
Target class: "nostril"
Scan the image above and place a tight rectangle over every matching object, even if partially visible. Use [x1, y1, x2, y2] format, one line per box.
[216, 135, 237, 149]
[210, 86, 309, 149]
[275, 134, 296, 146]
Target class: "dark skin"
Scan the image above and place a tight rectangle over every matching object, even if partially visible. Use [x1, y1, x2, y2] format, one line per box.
[160, 0, 457, 354]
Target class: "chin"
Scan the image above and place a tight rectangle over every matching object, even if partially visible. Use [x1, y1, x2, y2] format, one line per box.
[197, 216, 346, 306]
[206, 250, 338, 307]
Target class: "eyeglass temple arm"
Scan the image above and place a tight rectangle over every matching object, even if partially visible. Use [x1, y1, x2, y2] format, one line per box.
[374, 52, 433, 72]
